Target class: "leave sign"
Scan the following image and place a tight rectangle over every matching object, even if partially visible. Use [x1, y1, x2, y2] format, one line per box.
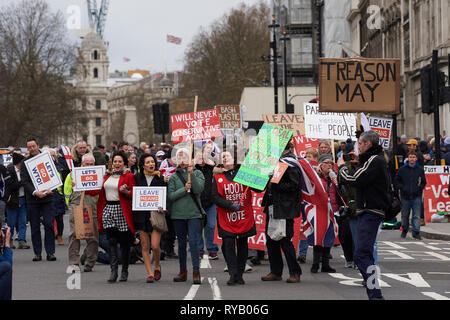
[319, 58, 400, 114]
[233, 123, 293, 190]
[24, 152, 62, 192]
[304, 103, 357, 141]
[262, 114, 305, 137]
[424, 166, 450, 222]
[132, 187, 167, 211]
[171, 109, 222, 144]
[72, 166, 105, 192]
[368, 116, 393, 149]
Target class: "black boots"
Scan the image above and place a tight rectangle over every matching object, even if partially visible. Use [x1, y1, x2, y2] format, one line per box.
[108, 239, 119, 283]
[119, 244, 130, 282]
[311, 246, 336, 273]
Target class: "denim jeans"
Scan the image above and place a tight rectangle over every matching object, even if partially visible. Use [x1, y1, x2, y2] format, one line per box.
[401, 197, 422, 236]
[0, 262, 12, 300]
[198, 204, 218, 254]
[173, 219, 201, 271]
[6, 197, 28, 243]
[298, 240, 309, 256]
[354, 212, 384, 300]
[349, 217, 379, 265]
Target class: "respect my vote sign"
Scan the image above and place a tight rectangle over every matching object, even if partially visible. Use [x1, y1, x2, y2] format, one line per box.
[132, 187, 167, 211]
[24, 152, 62, 192]
[72, 166, 105, 192]
[233, 123, 293, 190]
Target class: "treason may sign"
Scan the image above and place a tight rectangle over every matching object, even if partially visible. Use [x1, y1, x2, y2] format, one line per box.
[319, 58, 400, 114]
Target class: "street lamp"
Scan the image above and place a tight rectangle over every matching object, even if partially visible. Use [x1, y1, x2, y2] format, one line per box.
[280, 27, 290, 114]
[268, 14, 280, 114]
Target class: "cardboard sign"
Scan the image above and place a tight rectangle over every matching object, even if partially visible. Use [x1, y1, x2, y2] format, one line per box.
[270, 163, 289, 184]
[233, 123, 293, 190]
[24, 152, 62, 192]
[368, 116, 393, 149]
[424, 166, 450, 222]
[171, 109, 222, 144]
[72, 166, 105, 192]
[293, 135, 320, 158]
[304, 103, 357, 141]
[217, 105, 241, 129]
[319, 58, 401, 114]
[132, 187, 167, 211]
[262, 114, 305, 137]
[74, 201, 95, 239]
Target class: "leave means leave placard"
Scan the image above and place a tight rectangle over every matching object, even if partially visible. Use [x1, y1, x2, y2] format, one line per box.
[233, 123, 293, 190]
[132, 187, 167, 211]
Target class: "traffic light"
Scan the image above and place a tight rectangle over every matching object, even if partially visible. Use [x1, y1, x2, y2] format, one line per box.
[152, 104, 162, 134]
[160, 103, 170, 134]
[420, 66, 433, 114]
[286, 103, 294, 114]
[153, 104, 170, 135]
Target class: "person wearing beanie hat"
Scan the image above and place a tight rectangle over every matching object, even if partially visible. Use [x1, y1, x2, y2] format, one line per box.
[318, 153, 333, 164]
[4, 152, 30, 249]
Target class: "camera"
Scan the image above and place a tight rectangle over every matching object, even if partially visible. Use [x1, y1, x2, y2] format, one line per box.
[339, 206, 351, 218]
[343, 153, 353, 162]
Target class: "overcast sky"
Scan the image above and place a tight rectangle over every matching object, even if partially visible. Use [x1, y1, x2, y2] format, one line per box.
[0, 0, 268, 74]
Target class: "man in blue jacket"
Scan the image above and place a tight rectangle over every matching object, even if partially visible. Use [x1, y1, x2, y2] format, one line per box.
[0, 226, 12, 300]
[394, 151, 427, 240]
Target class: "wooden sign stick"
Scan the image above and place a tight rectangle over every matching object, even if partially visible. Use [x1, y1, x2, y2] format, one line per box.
[188, 95, 198, 185]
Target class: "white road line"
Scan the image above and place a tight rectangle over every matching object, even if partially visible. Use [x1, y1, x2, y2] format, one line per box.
[379, 250, 414, 260]
[200, 256, 212, 269]
[422, 292, 450, 300]
[427, 272, 450, 275]
[208, 277, 222, 300]
[421, 252, 450, 261]
[183, 277, 204, 300]
[379, 241, 406, 250]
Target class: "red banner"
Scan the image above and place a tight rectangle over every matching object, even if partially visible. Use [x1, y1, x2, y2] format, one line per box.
[424, 166, 450, 222]
[293, 135, 320, 158]
[171, 109, 222, 145]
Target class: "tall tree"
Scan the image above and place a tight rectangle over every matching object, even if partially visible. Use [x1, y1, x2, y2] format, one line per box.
[0, 0, 80, 146]
[182, 1, 270, 107]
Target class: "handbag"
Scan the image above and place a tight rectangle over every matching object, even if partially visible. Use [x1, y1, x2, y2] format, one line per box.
[176, 171, 207, 229]
[150, 210, 168, 233]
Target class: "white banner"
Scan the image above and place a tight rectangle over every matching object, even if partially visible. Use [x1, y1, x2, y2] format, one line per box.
[72, 166, 105, 192]
[132, 187, 167, 211]
[24, 152, 62, 192]
[304, 103, 357, 141]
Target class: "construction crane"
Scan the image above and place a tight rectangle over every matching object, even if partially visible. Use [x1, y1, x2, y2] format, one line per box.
[86, 0, 109, 39]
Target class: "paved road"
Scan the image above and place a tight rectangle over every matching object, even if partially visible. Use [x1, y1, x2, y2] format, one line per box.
[10, 215, 450, 300]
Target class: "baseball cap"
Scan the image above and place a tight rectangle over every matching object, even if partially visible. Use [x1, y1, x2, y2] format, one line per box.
[407, 139, 418, 146]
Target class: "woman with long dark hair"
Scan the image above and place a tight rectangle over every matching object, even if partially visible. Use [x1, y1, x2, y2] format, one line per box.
[97, 151, 136, 283]
[133, 154, 166, 283]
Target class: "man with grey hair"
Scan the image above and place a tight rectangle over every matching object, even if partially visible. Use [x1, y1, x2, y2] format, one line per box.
[337, 130, 390, 300]
[64, 153, 99, 272]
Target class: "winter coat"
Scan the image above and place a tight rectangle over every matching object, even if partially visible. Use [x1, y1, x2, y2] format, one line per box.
[133, 172, 166, 224]
[167, 166, 205, 220]
[195, 163, 215, 210]
[20, 152, 54, 205]
[394, 160, 427, 200]
[338, 145, 391, 218]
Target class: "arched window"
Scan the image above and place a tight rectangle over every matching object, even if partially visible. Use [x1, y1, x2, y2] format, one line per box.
[93, 50, 99, 60]
[93, 68, 98, 78]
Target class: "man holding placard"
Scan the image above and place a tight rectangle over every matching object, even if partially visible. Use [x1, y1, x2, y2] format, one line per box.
[64, 154, 100, 272]
[21, 138, 60, 262]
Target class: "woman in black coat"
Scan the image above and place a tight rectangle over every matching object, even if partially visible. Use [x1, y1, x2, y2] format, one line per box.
[134, 154, 166, 283]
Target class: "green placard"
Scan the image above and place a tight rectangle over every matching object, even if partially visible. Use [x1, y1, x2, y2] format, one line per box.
[234, 123, 293, 190]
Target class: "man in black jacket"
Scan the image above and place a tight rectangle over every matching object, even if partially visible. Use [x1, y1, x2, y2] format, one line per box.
[394, 151, 426, 240]
[338, 131, 389, 300]
[20, 138, 57, 262]
[261, 143, 302, 283]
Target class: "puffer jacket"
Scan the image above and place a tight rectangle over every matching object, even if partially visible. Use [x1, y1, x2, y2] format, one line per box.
[394, 160, 427, 200]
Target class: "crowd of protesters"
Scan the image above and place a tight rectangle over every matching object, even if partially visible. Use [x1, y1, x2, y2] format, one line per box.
[0, 132, 449, 300]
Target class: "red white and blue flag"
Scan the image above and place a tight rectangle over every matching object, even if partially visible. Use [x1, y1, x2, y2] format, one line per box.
[123, 57, 130, 62]
[282, 157, 338, 247]
[167, 34, 182, 45]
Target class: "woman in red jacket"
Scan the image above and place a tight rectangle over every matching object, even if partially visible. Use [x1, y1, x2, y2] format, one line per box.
[97, 151, 136, 283]
[211, 148, 256, 286]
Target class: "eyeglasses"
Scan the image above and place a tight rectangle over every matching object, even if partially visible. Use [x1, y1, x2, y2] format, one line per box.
[322, 161, 334, 165]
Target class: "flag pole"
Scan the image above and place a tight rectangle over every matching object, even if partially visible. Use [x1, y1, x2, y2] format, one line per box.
[187, 95, 198, 186]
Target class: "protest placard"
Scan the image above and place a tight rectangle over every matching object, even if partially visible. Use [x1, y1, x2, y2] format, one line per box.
[132, 187, 167, 211]
[262, 114, 305, 137]
[319, 58, 401, 114]
[270, 163, 289, 184]
[424, 166, 450, 222]
[293, 135, 320, 158]
[217, 105, 241, 129]
[233, 123, 293, 190]
[304, 103, 357, 141]
[72, 166, 105, 192]
[368, 116, 393, 149]
[171, 109, 222, 145]
[24, 152, 62, 192]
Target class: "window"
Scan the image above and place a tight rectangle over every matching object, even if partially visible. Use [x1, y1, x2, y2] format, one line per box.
[291, 0, 312, 24]
[96, 135, 102, 146]
[82, 98, 87, 107]
[290, 36, 313, 67]
[81, 118, 87, 126]
[83, 135, 88, 142]
[93, 68, 98, 79]
[96, 100, 101, 110]
[96, 118, 101, 127]
[93, 50, 99, 60]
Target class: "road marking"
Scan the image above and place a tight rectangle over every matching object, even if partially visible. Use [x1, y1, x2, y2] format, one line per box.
[383, 273, 431, 288]
[183, 277, 204, 300]
[208, 277, 222, 300]
[200, 256, 212, 269]
[328, 273, 391, 287]
[420, 252, 450, 261]
[379, 241, 406, 249]
[412, 243, 442, 251]
[422, 292, 450, 300]
[379, 250, 414, 260]
[427, 272, 450, 275]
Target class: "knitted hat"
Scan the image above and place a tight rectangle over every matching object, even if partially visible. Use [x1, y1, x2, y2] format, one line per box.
[318, 153, 333, 164]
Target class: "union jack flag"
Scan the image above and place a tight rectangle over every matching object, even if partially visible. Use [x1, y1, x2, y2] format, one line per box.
[167, 34, 182, 45]
[281, 157, 338, 247]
